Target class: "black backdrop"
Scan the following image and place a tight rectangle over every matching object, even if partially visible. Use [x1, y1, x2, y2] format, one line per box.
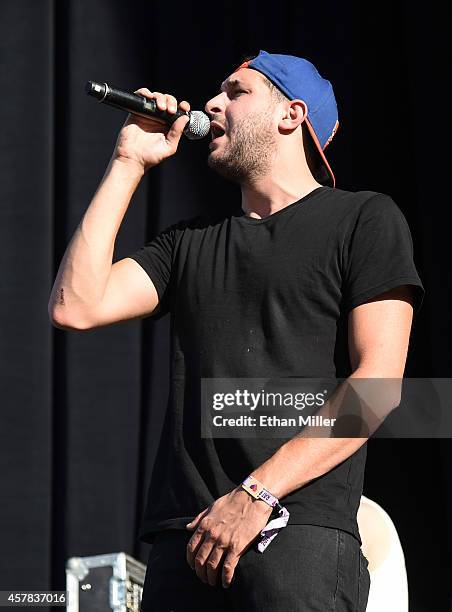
[0, 1, 450, 610]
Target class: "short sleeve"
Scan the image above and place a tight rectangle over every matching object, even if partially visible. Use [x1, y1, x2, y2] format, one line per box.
[342, 194, 424, 314]
[127, 224, 176, 319]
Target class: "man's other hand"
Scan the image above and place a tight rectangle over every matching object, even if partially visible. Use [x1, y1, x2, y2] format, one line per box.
[185, 487, 273, 588]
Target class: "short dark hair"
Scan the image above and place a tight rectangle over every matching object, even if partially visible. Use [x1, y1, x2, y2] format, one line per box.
[261, 75, 289, 104]
[260, 74, 319, 174]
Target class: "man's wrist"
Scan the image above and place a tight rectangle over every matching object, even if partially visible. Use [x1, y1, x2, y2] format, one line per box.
[110, 156, 146, 179]
[239, 475, 283, 513]
[233, 486, 273, 514]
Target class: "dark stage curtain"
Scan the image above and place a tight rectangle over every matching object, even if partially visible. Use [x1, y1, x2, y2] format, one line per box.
[0, 1, 449, 610]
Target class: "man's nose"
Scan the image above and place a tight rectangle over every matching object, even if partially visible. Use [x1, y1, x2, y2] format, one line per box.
[205, 93, 224, 116]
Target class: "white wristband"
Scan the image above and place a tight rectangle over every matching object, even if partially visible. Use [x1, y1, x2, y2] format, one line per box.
[241, 475, 281, 510]
[240, 475, 290, 552]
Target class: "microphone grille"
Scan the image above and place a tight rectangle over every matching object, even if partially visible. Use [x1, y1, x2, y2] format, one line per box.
[185, 111, 211, 140]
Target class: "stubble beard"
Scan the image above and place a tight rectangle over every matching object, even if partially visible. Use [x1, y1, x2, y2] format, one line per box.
[207, 109, 277, 184]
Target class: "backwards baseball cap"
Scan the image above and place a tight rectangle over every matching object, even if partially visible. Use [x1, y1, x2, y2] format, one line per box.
[234, 50, 339, 187]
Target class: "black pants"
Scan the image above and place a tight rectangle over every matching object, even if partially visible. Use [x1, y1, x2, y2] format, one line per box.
[140, 524, 370, 612]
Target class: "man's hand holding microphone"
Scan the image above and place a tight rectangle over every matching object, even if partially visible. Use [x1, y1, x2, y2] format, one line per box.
[48, 87, 200, 330]
[113, 89, 191, 173]
[85, 80, 210, 173]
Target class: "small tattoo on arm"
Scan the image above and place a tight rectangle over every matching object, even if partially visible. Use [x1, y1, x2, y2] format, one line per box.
[59, 288, 65, 305]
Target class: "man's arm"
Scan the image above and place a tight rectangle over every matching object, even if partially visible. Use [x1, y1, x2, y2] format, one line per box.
[249, 285, 414, 498]
[185, 285, 415, 588]
[48, 158, 156, 330]
[48, 90, 190, 330]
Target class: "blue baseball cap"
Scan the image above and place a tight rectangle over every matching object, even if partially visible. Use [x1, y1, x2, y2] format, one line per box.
[234, 50, 339, 187]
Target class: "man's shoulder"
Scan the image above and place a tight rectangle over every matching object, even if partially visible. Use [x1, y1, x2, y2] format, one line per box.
[324, 186, 394, 210]
[166, 208, 235, 236]
[319, 187, 398, 226]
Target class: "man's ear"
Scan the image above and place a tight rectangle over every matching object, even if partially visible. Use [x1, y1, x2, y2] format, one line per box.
[279, 99, 308, 132]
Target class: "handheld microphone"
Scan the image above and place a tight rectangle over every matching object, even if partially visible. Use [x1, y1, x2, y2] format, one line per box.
[85, 81, 210, 140]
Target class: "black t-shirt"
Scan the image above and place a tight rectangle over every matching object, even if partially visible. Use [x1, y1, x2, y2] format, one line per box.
[128, 186, 424, 545]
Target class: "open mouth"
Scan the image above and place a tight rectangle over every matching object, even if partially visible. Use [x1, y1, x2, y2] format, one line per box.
[210, 123, 226, 141]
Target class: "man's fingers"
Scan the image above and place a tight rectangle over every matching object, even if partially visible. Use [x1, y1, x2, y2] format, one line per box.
[133, 87, 152, 96]
[205, 546, 226, 587]
[133, 87, 156, 102]
[130, 89, 191, 145]
[222, 552, 240, 589]
[191, 534, 218, 584]
[186, 529, 205, 569]
[179, 100, 191, 112]
[165, 94, 178, 114]
[186, 506, 210, 530]
[165, 114, 189, 146]
[133, 89, 164, 107]
[133, 89, 181, 114]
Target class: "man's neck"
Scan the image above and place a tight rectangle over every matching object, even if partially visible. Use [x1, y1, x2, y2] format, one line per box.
[240, 173, 323, 220]
[242, 179, 322, 219]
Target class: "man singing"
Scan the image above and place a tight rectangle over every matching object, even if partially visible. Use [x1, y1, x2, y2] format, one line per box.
[49, 50, 424, 611]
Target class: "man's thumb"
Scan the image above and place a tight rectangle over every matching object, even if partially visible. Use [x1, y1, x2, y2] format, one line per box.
[166, 114, 190, 147]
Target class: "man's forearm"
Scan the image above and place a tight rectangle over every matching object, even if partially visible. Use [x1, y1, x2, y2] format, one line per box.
[251, 434, 367, 500]
[48, 157, 144, 327]
[249, 369, 400, 500]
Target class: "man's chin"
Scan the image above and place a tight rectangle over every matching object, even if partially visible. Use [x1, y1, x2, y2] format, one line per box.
[206, 150, 225, 172]
[207, 145, 224, 160]
[207, 154, 243, 183]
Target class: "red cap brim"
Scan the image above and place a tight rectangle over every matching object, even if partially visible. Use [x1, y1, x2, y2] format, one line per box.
[304, 118, 337, 188]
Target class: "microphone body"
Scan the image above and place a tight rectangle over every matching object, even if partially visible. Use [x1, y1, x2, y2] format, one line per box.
[85, 81, 210, 140]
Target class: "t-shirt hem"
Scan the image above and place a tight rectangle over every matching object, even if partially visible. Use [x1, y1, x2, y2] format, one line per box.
[127, 254, 170, 318]
[344, 275, 424, 315]
[127, 254, 166, 302]
[138, 514, 362, 546]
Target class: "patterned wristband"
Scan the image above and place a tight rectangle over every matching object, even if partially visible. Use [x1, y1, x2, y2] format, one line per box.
[241, 475, 280, 509]
[241, 475, 290, 553]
